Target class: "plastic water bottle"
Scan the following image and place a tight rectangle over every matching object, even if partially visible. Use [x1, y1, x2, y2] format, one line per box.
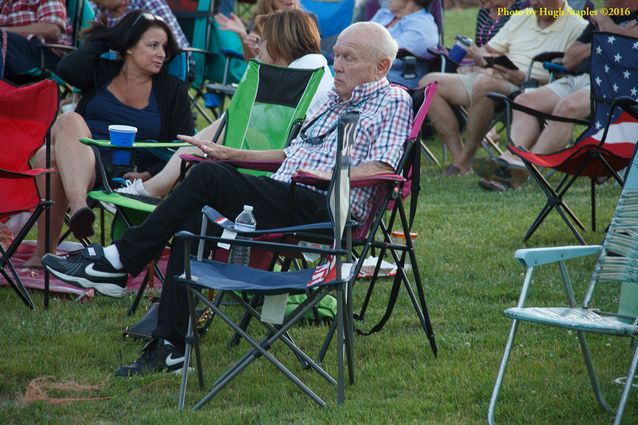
[229, 205, 256, 266]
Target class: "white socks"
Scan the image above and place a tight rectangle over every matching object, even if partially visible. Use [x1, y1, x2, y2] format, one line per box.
[133, 178, 150, 197]
[104, 244, 124, 270]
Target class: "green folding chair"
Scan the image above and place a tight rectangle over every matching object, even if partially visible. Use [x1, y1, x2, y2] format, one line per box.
[488, 101, 638, 425]
[83, 60, 325, 314]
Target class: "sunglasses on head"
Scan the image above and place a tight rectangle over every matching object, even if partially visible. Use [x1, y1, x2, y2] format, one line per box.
[131, 12, 165, 28]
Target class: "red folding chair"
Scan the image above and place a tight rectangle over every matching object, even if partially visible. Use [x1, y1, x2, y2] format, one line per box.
[0, 79, 59, 308]
[491, 33, 638, 244]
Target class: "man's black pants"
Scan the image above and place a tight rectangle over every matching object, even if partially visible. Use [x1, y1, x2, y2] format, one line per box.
[115, 162, 329, 349]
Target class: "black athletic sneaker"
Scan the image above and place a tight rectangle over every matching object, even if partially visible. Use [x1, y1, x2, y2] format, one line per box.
[116, 338, 185, 377]
[41, 244, 128, 298]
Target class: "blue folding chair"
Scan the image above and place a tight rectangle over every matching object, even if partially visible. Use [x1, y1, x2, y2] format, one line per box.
[175, 111, 359, 409]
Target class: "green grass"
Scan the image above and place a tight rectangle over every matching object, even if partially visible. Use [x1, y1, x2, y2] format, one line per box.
[1, 3, 634, 424]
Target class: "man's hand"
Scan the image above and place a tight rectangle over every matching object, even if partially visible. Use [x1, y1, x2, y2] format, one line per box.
[492, 65, 525, 86]
[178, 134, 234, 160]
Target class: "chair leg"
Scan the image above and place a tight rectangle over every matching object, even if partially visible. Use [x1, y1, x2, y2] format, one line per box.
[178, 287, 199, 410]
[336, 285, 345, 405]
[614, 342, 638, 425]
[575, 331, 613, 413]
[488, 319, 520, 425]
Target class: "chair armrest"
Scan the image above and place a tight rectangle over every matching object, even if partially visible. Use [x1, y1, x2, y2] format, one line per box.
[514, 245, 602, 267]
[79, 138, 190, 149]
[201, 205, 334, 237]
[179, 153, 283, 173]
[0, 167, 55, 179]
[531, 51, 563, 63]
[292, 171, 404, 190]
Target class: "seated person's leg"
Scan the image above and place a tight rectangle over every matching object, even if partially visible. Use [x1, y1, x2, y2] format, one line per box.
[53, 112, 98, 238]
[533, 86, 590, 155]
[455, 71, 518, 171]
[25, 143, 69, 267]
[501, 85, 562, 165]
[419, 72, 472, 167]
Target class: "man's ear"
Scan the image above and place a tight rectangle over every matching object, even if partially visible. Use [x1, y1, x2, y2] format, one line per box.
[377, 57, 392, 78]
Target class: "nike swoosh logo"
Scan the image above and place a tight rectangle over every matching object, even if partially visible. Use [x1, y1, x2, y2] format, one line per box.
[165, 353, 184, 367]
[85, 263, 126, 278]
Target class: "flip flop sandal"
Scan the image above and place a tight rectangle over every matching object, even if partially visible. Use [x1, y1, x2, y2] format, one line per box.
[478, 178, 513, 192]
[69, 207, 95, 239]
[471, 157, 500, 179]
[443, 164, 469, 176]
[493, 163, 530, 185]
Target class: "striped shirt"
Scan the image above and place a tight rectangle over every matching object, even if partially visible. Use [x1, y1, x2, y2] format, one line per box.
[0, 0, 71, 45]
[475, 0, 529, 47]
[94, 0, 190, 51]
[272, 78, 413, 219]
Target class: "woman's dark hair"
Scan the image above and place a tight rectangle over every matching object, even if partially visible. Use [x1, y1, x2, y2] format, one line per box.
[255, 9, 320, 65]
[85, 10, 179, 64]
[414, 0, 432, 8]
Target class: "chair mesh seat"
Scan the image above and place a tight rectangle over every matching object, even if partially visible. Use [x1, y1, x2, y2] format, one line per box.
[183, 259, 315, 294]
[505, 307, 638, 336]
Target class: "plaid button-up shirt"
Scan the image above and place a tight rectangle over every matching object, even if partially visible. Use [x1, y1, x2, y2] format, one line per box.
[0, 0, 71, 45]
[94, 0, 190, 51]
[271, 78, 413, 220]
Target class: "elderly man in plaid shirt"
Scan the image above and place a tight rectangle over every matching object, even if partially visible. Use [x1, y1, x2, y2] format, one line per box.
[42, 21, 413, 376]
[0, 0, 72, 82]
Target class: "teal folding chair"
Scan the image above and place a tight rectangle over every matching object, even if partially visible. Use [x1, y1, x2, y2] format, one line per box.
[488, 103, 638, 425]
[167, 0, 247, 123]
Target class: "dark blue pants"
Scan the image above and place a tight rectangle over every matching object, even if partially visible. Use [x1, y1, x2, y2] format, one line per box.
[3, 32, 61, 82]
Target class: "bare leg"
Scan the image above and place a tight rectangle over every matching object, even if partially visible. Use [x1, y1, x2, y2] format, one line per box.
[24, 145, 69, 267]
[419, 72, 470, 162]
[532, 87, 590, 154]
[53, 112, 96, 215]
[141, 118, 223, 197]
[454, 73, 518, 171]
[25, 112, 93, 265]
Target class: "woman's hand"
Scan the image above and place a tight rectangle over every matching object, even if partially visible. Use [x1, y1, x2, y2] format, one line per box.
[123, 171, 152, 181]
[214, 13, 247, 39]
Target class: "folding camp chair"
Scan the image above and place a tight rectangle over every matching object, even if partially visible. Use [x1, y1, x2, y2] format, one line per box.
[175, 111, 359, 409]
[85, 60, 325, 314]
[492, 32, 638, 244]
[487, 121, 638, 425]
[316, 82, 440, 359]
[0, 79, 59, 309]
[167, 0, 247, 123]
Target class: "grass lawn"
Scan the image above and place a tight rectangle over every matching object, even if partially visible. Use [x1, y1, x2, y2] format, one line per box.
[2, 2, 635, 424]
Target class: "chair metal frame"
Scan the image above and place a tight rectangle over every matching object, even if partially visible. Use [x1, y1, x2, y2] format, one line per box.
[0, 79, 59, 309]
[488, 143, 638, 425]
[175, 111, 360, 409]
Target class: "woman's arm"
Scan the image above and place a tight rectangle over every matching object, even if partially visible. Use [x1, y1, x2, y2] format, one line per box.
[56, 39, 112, 91]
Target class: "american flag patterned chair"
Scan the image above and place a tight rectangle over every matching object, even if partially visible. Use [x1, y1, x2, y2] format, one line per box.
[489, 32, 638, 244]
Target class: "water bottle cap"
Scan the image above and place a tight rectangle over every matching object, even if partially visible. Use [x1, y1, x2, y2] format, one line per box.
[243, 205, 253, 212]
